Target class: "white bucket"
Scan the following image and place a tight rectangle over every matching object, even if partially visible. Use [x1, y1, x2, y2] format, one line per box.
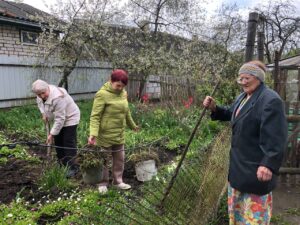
[135, 159, 157, 182]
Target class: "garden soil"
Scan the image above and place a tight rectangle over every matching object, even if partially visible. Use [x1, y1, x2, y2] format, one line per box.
[0, 146, 177, 204]
[272, 175, 300, 225]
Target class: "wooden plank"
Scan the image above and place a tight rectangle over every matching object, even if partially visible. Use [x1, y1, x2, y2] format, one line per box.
[287, 115, 300, 122]
[279, 167, 300, 174]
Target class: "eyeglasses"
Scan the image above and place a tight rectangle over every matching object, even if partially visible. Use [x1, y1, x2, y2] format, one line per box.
[236, 76, 253, 84]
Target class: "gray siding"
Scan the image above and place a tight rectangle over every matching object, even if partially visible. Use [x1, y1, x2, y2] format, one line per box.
[0, 55, 112, 108]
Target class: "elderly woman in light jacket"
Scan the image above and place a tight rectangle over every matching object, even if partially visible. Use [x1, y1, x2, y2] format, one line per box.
[32, 79, 80, 177]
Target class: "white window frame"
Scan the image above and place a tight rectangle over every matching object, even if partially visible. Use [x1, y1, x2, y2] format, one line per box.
[20, 30, 39, 45]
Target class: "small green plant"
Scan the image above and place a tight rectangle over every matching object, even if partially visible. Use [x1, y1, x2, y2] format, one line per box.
[78, 146, 105, 171]
[0, 144, 40, 165]
[128, 148, 160, 164]
[39, 164, 73, 192]
[0, 201, 36, 224]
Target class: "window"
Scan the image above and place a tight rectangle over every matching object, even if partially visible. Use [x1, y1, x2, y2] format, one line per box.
[21, 30, 39, 45]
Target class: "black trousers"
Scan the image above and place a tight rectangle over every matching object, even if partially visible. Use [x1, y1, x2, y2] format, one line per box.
[54, 125, 78, 170]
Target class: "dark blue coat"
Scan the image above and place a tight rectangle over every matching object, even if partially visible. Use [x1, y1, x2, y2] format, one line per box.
[211, 84, 287, 195]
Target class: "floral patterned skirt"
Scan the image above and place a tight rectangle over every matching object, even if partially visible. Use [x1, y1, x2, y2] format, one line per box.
[228, 183, 272, 225]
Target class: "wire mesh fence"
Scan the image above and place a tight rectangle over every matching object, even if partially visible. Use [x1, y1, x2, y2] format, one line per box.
[94, 126, 231, 224]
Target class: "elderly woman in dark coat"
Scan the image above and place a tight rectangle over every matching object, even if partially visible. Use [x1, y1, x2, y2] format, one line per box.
[203, 60, 287, 225]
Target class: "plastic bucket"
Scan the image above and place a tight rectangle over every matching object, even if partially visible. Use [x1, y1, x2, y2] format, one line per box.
[135, 159, 157, 182]
[82, 166, 102, 184]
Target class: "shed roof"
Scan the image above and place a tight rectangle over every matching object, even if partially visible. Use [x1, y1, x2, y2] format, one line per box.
[267, 55, 300, 69]
[0, 0, 48, 28]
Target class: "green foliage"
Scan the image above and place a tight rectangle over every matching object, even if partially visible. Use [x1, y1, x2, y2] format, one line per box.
[0, 100, 226, 224]
[207, 194, 228, 225]
[0, 101, 92, 147]
[283, 49, 300, 59]
[77, 101, 93, 147]
[126, 105, 187, 153]
[0, 132, 40, 165]
[77, 147, 104, 171]
[38, 164, 73, 192]
[0, 201, 37, 224]
[0, 105, 45, 140]
[36, 199, 75, 223]
[128, 148, 159, 164]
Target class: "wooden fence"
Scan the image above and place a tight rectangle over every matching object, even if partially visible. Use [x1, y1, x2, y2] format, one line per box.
[127, 74, 204, 105]
[284, 101, 300, 167]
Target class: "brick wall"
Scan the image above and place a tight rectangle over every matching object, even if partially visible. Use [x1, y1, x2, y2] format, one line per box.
[0, 24, 42, 57]
[145, 75, 161, 99]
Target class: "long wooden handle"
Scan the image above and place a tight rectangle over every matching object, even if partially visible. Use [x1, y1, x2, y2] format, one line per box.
[159, 80, 221, 211]
[45, 121, 51, 157]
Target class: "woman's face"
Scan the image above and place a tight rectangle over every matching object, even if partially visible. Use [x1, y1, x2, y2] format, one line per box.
[36, 88, 50, 101]
[237, 74, 261, 95]
[111, 81, 125, 91]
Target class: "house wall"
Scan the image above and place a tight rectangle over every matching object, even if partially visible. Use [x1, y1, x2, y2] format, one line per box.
[0, 24, 165, 108]
[0, 54, 112, 108]
[0, 24, 41, 57]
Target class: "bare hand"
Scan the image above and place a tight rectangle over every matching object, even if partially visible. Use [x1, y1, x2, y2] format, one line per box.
[42, 114, 48, 122]
[88, 136, 96, 145]
[46, 134, 53, 145]
[134, 126, 140, 132]
[257, 166, 273, 182]
[203, 96, 216, 112]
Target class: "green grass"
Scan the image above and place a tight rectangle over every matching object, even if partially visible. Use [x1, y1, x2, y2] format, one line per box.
[38, 164, 74, 192]
[0, 101, 226, 224]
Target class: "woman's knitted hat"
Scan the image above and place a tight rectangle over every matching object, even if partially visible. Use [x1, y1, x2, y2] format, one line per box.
[32, 79, 49, 93]
[238, 62, 265, 82]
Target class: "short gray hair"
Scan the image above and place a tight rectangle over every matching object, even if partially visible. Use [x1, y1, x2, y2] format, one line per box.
[32, 79, 49, 93]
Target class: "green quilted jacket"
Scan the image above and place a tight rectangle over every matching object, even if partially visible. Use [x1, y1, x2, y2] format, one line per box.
[89, 82, 137, 147]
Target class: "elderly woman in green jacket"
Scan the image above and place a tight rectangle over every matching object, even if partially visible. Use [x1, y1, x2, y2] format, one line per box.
[88, 69, 138, 194]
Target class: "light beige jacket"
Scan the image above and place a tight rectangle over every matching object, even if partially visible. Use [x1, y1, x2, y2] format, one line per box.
[37, 85, 80, 135]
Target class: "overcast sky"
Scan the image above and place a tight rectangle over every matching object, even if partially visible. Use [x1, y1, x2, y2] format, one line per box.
[21, 0, 300, 14]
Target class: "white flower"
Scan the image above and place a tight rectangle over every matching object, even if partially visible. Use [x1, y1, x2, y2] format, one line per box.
[7, 214, 13, 218]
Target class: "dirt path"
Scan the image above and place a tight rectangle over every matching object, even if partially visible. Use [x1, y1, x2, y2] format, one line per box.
[272, 175, 300, 225]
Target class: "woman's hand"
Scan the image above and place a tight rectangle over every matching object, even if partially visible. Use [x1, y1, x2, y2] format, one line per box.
[133, 126, 140, 132]
[42, 113, 48, 122]
[46, 134, 53, 144]
[257, 166, 273, 182]
[88, 136, 96, 145]
[203, 96, 216, 112]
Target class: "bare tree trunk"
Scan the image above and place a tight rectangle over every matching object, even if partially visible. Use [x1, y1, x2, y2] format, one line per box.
[257, 31, 264, 61]
[245, 12, 259, 62]
[138, 72, 149, 101]
[273, 50, 279, 91]
[58, 57, 79, 91]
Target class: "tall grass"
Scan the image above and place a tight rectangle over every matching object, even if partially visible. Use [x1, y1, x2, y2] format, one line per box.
[39, 164, 73, 192]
